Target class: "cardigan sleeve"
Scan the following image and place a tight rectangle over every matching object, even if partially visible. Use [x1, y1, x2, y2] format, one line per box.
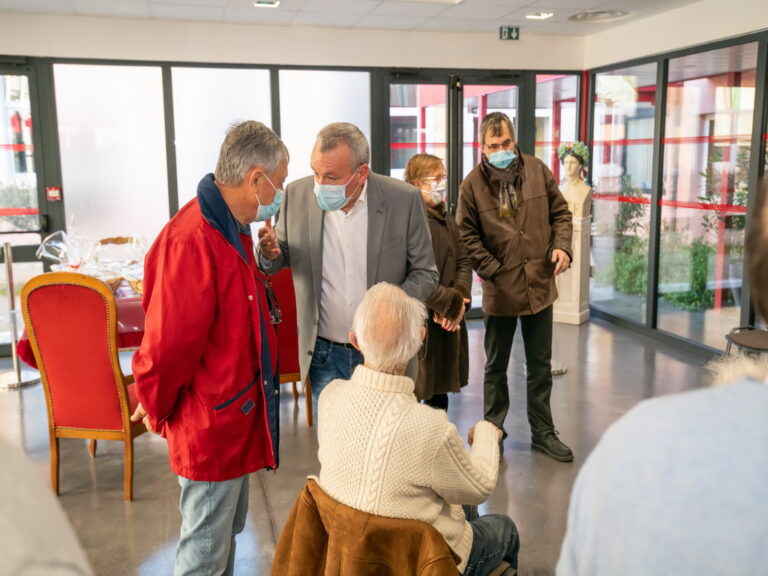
[428, 420, 500, 505]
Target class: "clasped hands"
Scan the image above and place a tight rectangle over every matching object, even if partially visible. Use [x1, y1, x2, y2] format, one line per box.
[433, 298, 471, 333]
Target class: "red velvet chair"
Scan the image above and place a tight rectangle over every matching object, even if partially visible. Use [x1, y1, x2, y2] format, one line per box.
[271, 267, 313, 427]
[20, 272, 147, 501]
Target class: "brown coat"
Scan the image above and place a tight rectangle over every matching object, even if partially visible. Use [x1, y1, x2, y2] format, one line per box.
[416, 206, 472, 400]
[273, 479, 460, 576]
[456, 153, 572, 316]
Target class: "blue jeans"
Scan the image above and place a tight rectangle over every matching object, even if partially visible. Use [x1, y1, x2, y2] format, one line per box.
[309, 337, 364, 425]
[463, 514, 520, 576]
[174, 474, 249, 576]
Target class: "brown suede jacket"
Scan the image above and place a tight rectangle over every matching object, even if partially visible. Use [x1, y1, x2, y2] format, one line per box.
[456, 152, 572, 316]
[272, 479, 460, 576]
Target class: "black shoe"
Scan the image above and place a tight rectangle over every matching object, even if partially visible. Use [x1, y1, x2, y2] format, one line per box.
[531, 430, 573, 462]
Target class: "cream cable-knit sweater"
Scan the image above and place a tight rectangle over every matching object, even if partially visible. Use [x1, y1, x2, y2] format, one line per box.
[317, 365, 501, 573]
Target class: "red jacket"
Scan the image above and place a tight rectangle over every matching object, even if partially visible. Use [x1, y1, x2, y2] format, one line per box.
[133, 174, 279, 481]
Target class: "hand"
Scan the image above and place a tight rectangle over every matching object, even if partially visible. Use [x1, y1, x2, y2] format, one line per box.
[440, 317, 460, 332]
[258, 220, 281, 261]
[551, 249, 571, 276]
[130, 402, 154, 434]
[467, 422, 503, 445]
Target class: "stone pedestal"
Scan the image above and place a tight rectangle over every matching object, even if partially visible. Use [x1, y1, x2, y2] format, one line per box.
[554, 216, 590, 325]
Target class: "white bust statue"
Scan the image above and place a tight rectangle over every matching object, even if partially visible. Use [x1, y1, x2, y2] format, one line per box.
[559, 145, 592, 220]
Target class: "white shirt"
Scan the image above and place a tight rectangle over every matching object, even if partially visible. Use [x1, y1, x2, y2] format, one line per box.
[318, 181, 368, 343]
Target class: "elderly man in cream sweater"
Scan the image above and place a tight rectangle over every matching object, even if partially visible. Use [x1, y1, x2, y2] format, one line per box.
[318, 282, 519, 575]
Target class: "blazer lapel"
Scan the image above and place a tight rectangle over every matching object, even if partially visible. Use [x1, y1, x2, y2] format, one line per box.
[308, 186, 324, 310]
[367, 174, 387, 287]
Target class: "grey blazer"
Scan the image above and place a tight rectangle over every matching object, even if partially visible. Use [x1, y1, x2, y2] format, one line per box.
[262, 171, 438, 381]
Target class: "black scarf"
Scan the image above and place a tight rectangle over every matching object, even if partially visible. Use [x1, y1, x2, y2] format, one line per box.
[480, 149, 524, 216]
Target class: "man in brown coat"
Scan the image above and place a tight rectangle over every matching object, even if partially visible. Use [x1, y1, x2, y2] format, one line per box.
[457, 112, 574, 462]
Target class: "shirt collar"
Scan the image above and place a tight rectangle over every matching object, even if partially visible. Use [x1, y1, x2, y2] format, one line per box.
[346, 179, 368, 215]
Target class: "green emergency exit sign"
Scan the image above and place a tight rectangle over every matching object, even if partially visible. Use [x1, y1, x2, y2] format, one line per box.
[499, 26, 520, 40]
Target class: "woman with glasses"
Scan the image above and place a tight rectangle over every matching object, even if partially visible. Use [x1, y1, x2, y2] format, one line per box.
[404, 153, 472, 411]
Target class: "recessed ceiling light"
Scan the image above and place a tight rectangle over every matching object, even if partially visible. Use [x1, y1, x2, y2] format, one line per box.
[568, 10, 630, 23]
[393, 0, 463, 4]
[253, 0, 280, 7]
[526, 11, 554, 20]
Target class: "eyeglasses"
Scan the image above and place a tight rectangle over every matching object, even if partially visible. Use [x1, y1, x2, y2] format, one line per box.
[421, 175, 447, 183]
[484, 139, 514, 153]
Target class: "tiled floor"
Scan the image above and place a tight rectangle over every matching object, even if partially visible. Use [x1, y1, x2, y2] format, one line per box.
[0, 316, 708, 576]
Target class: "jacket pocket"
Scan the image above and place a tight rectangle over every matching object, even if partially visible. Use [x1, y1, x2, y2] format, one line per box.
[214, 379, 256, 411]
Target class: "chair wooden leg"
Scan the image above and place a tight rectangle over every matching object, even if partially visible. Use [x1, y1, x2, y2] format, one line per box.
[88, 439, 97, 457]
[292, 381, 299, 403]
[124, 437, 134, 502]
[50, 433, 60, 496]
[305, 377, 313, 428]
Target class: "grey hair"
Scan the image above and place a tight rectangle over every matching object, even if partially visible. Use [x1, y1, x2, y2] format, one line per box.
[316, 122, 370, 168]
[352, 282, 427, 375]
[480, 112, 516, 145]
[215, 121, 288, 187]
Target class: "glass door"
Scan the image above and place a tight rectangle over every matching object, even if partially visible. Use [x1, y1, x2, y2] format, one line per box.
[461, 84, 519, 178]
[459, 84, 520, 311]
[382, 73, 527, 316]
[388, 82, 449, 181]
[0, 69, 46, 354]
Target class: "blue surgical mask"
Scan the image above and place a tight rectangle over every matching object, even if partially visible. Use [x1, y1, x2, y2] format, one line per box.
[256, 174, 284, 222]
[314, 169, 359, 212]
[488, 149, 516, 170]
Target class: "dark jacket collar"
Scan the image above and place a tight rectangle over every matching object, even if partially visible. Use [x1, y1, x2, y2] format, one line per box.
[197, 173, 249, 261]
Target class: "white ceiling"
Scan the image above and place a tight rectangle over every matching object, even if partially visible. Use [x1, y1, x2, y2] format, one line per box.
[0, 0, 703, 35]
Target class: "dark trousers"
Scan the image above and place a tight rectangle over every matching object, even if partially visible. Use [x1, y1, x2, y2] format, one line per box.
[424, 393, 449, 411]
[483, 305, 554, 436]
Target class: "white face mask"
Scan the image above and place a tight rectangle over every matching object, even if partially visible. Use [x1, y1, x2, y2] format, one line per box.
[427, 180, 446, 206]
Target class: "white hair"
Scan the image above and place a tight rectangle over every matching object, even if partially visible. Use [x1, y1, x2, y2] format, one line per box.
[707, 354, 768, 387]
[352, 283, 426, 374]
[316, 122, 370, 168]
[215, 121, 288, 187]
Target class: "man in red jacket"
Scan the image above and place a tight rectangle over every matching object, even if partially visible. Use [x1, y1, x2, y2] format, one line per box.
[130, 121, 288, 576]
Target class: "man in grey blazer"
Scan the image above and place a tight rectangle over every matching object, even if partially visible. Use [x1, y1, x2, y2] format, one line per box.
[258, 122, 438, 419]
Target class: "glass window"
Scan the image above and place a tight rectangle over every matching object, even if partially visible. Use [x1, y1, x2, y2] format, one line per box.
[279, 70, 370, 182]
[462, 85, 518, 181]
[54, 64, 169, 241]
[461, 85, 519, 310]
[0, 261, 43, 346]
[589, 63, 657, 324]
[388, 83, 447, 180]
[172, 67, 272, 207]
[657, 43, 758, 349]
[0, 74, 39, 236]
[535, 74, 579, 176]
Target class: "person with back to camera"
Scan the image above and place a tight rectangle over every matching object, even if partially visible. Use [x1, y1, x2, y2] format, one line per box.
[456, 111, 574, 462]
[404, 153, 472, 411]
[317, 282, 520, 575]
[556, 177, 768, 575]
